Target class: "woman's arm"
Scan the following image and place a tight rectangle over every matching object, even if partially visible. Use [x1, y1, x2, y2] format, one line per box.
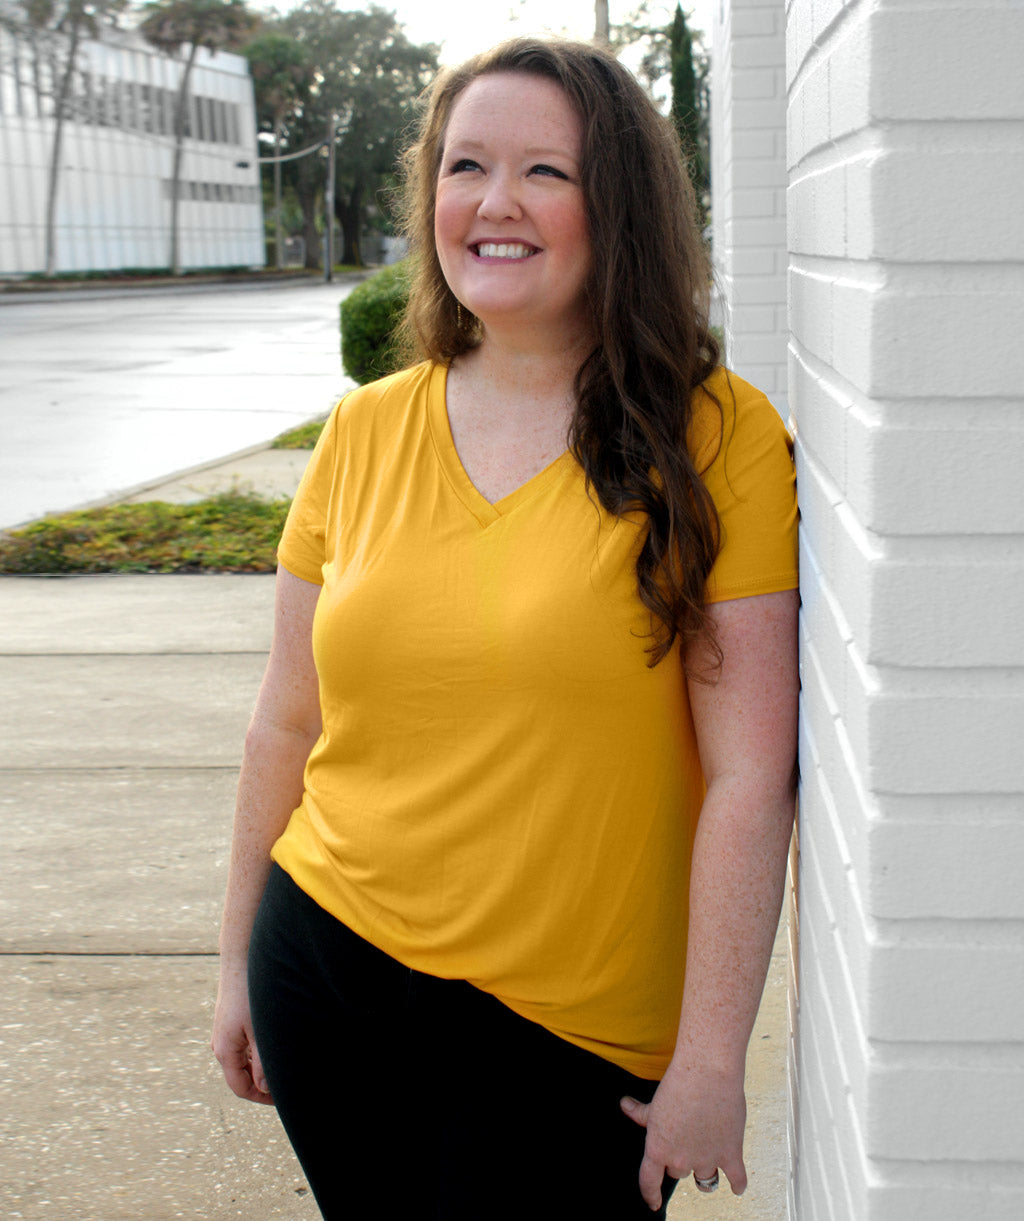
[211, 566, 323, 1104]
[621, 588, 799, 1207]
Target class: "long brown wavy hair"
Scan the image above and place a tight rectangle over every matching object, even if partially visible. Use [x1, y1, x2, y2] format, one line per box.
[397, 38, 724, 668]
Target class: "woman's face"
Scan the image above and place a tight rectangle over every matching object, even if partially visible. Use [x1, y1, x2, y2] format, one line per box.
[434, 72, 591, 342]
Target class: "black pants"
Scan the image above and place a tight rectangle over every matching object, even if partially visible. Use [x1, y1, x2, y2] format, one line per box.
[248, 864, 677, 1220]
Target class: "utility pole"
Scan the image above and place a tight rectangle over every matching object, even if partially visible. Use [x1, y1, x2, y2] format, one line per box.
[324, 111, 336, 283]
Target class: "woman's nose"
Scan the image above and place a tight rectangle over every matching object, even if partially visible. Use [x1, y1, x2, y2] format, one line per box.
[477, 172, 522, 221]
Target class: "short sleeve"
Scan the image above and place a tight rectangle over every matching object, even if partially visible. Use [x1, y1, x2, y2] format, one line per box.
[692, 370, 799, 604]
[276, 397, 343, 586]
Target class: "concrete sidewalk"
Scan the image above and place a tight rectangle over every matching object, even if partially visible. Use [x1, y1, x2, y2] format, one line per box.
[0, 451, 790, 1220]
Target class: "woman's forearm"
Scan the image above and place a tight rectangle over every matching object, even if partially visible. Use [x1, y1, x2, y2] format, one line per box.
[218, 715, 319, 969]
[673, 778, 795, 1072]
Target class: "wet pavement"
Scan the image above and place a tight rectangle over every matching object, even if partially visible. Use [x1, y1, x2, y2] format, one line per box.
[0, 279, 360, 529]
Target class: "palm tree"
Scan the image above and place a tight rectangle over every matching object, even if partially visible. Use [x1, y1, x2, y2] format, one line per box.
[138, 0, 257, 274]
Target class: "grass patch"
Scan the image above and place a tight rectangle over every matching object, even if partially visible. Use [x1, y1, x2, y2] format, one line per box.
[0, 492, 289, 574]
[271, 419, 325, 449]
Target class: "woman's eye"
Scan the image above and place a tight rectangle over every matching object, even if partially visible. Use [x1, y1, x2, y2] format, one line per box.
[530, 164, 569, 180]
[449, 158, 480, 173]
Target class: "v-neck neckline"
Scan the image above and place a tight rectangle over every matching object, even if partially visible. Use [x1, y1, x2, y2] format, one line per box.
[426, 363, 574, 527]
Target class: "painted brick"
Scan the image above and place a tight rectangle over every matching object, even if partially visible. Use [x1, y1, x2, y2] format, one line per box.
[733, 34, 787, 68]
[868, 936, 1024, 1042]
[867, 1173, 1024, 1221]
[869, 10, 1024, 122]
[730, 330, 789, 366]
[732, 8, 779, 37]
[732, 66, 784, 100]
[802, 55, 831, 154]
[868, 813, 1024, 920]
[868, 1057, 1024, 1161]
[845, 405, 1024, 536]
[728, 246, 779, 275]
[788, 264, 834, 364]
[786, 0, 814, 86]
[731, 128, 783, 159]
[866, 275, 1024, 398]
[786, 83, 805, 168]
[788, 346, 850, 489]
[866, 681, 1024, 794]
[732, 156, 788, 188]
[863, 149, 1024, 263]
[826, 11, 871, 142]
[731, 272, 786, 303]
[810, 0, 846, 45]
[868, 555, 1024, 668]
[788, 163, 846, 256]
[732, 95, 787, 130]
[731, 216, 787, 246]
[730, 186, 782, 217]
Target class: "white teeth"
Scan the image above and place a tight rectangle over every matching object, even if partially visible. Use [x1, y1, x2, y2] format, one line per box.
[477, 242, 533, 259]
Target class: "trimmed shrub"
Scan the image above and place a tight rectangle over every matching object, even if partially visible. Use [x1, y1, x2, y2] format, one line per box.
[340, 260, 409, 385]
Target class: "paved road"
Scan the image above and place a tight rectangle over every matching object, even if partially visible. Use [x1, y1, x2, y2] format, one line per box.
[0, 280, 360, 529]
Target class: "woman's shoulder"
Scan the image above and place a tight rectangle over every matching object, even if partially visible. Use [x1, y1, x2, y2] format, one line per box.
[688, 366, 791, 474]
[333, 360, 440, 429]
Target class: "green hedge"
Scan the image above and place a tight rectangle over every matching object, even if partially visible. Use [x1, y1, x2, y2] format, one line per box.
[340, 260, 409, 385]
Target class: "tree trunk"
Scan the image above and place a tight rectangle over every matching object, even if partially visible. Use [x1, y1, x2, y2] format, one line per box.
[169, 43, 199, 276]
[336, 181, 362, 268]
[295, 171, 320, 270]
[44, 20, 82, 277]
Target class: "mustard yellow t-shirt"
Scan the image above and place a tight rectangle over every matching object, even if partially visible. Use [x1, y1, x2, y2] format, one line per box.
[272, 360, 797, 1079]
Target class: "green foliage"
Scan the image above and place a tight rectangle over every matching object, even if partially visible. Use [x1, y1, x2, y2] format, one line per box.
[0, 493, 288, 574]
[137, 0, 258, 55]
[340, 260, 409, 386]
[256, 1, 439, 267]
[244, 29, 306, 127]
[669, 4, 710, 220]
[271, 419, 325, 449]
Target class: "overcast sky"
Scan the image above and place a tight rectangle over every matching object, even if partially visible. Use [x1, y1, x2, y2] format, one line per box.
[265, 1, 715, 72]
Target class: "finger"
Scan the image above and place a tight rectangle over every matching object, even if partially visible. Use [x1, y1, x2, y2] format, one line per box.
[249, 1043, 272, 1099]
[619, 1095, 649, 1127]
[638, 1154, 665, 1211]
[721, 1152, 747, 1196]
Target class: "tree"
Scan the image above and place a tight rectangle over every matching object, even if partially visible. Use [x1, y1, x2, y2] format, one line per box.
[0, 0, 127, 276]
[669, 3, 707, 216]
[274, 1, 438, 269]
[138, 0, 258, 275]
[611, 4, 710, 220]
[243, 30, 306, 268]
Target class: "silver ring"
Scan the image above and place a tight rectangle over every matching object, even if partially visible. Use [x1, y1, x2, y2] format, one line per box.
[694, 1171, 720, 1193]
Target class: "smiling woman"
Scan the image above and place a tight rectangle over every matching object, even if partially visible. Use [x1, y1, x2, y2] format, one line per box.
[433, 73, 592, 347]
[213, 37, 799, 1221]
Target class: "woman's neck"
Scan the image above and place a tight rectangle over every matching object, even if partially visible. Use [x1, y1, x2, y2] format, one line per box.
[457, 325, 593, 418]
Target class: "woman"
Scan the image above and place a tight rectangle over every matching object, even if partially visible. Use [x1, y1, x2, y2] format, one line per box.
[212, 37, 798, 1221]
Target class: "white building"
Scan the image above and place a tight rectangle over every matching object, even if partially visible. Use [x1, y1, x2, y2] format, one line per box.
[0, 21, 264, 275]
[713, 0, 1024, 1217]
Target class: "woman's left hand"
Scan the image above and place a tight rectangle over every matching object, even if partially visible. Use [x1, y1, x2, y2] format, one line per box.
[621, 1058, 748, 1210]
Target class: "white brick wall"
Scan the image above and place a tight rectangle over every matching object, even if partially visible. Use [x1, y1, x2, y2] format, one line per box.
[712, 0, 789, 410]
[784, 0, 1024, 1217]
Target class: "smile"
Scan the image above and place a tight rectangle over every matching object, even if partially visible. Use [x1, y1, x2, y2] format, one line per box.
[473, 242, 538, 259]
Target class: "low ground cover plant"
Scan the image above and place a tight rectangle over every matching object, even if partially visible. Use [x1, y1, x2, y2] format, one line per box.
[0, 492, 288, 574]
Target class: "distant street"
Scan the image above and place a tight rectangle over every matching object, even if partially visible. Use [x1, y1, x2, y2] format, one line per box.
[0, 279, 360, 528]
